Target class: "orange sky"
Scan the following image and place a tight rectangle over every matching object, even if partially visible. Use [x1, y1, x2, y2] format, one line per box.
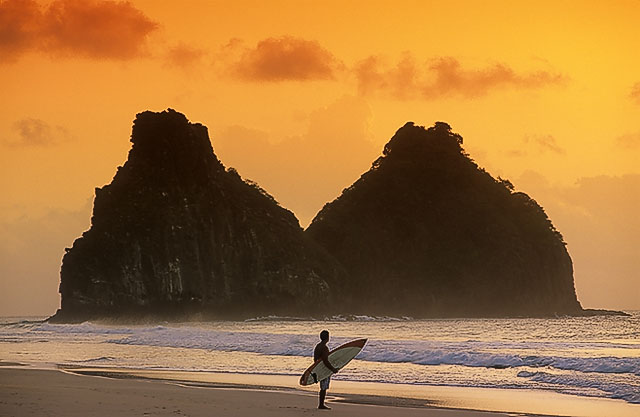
[1, 0, 639, 315]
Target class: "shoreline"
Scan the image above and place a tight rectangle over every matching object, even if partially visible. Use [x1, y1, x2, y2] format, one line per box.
[2, 313, 639, 417]
[46, 308, 631, 324]
[65, 367, 639, 417]
[1, 367, 513, 417]
[2, 365, 638, 417]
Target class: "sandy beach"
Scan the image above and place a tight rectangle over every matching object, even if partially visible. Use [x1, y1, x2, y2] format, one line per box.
[0, 368, 514, 417]
[3, 366, 639, 417]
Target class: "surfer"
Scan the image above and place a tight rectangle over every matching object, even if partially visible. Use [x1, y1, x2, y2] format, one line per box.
[314, 330, 339, 410]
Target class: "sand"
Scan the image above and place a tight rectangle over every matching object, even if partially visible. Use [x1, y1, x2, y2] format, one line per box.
[0, 368, 512, 417]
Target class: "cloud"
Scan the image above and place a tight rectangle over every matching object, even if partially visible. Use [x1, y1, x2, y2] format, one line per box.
[615, 132, 640, 149]
[506, 134, 566, 157]
[0, 0, 158, 61]
[505, 149, 527, 158]
[525, 134, 566, 155]
[213, 96, 378, 225]
[0, 0, 40, 60]
[164, 43, 206, 68]
[630, 82, 640, 104]
[355, 55, 566, 99]
[230, 36, 342, 81]
[3, 118, 72, 147]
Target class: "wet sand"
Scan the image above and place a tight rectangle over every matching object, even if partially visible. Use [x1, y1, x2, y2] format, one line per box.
[0, 368, 515, 417]
[2, 367, 639, 417]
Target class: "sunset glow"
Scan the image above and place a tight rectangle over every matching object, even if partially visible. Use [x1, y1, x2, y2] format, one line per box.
[1, 0, 638, 315]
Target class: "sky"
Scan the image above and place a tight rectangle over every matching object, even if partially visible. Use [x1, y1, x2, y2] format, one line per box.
[1, 0, 638, 315]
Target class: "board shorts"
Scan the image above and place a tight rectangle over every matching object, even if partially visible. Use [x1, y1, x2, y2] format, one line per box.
[320, 375, 331, 390]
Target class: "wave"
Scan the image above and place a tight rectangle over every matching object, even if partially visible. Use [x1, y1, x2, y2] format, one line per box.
[32, 322, 167, 335]
[517, 370, 640, 403]
[103, 328, 640, 377]
[73, 356, 116, 363]
[0, 319, 47, 329]
[360, 344, 640, 376]
[4, 318, 639, 405]
[244, 316, 315, 322]
[244, 315, 413, 322]
[325, 315, 413, 322]
[19, 322, 640, 377]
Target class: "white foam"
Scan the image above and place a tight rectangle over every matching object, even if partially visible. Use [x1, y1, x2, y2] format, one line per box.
[7, 317, 639, 405]
[33, 322, 139, 335]
[74, 356, 116, 363]
[95, 327, 640, 378]
[517, 370, 640, 403]
[24, 322, 640, 377]
[244, 315, 413, 322]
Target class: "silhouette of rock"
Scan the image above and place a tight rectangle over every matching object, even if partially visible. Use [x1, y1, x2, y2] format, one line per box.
[306, 122, 584, 317]
[52, 113, 620, 321]
[51, 109, 343, 322]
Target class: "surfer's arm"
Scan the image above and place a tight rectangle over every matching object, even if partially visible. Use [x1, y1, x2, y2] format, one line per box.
[321, 350, 339, 373]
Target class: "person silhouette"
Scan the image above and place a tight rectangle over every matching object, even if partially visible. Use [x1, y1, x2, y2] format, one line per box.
[314, 330, 338, 409]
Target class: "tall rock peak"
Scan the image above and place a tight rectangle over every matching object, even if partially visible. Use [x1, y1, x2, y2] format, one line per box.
[52, 113, 589, 321]
[53, 109, 343, 322]
[126, 109, 223, 185]
[382, 121, 463, 158]
[307, 122, 582, 317]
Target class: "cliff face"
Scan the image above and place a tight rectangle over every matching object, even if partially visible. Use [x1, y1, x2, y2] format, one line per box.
[306, 122, 582, 317]
[53, 109, 343, 321]
[53, 113, 585, 321]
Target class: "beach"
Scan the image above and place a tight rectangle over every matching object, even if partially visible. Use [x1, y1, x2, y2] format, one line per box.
[1, 368, 511, 417]
[3, 366, 639, 417]
[1, 316, 638, 416]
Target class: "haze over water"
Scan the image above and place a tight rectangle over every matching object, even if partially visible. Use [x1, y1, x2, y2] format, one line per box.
[2, 312, 639, 415]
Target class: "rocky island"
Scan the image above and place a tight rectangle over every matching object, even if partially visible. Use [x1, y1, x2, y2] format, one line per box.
[51, 109, 344, 322]
[307, 122, 583, 317]
[52, 111, 599, 322]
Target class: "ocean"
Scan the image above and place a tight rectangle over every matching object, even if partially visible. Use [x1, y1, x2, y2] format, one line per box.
[1, 312, 639, 411]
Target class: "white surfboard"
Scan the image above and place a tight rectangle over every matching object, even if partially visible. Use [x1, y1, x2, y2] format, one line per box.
[299, 338, 367, 386]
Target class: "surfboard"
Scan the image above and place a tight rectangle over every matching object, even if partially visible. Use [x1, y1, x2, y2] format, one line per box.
[299, 338, 367, 386]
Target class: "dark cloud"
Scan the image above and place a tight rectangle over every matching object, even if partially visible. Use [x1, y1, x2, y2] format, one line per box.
[0, 0, 41, 60]
[0, 0, 158, 61]
[3, 118, 71, 147]
[630, 82, 640, 104]
[355, 55, 566, 99]
[231, 36, 342, 81]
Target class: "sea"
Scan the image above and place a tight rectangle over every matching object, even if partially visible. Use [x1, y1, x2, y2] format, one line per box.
[1, 312, 639, 414]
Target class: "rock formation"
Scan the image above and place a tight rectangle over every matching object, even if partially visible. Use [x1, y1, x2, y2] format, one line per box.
[52, 112, 591, 321]
[51, 109, 344, 322]
[306, 122, 583, 317]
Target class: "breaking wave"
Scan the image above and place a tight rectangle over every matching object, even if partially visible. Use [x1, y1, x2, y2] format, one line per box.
[18, 322, 639, 378]
[517, 370, 640, 403]
[4, 314, 639, 404]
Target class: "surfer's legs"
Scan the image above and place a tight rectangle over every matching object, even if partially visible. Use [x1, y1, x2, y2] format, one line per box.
[318, 389, 330, 409]
[318, 377, 331, 409]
